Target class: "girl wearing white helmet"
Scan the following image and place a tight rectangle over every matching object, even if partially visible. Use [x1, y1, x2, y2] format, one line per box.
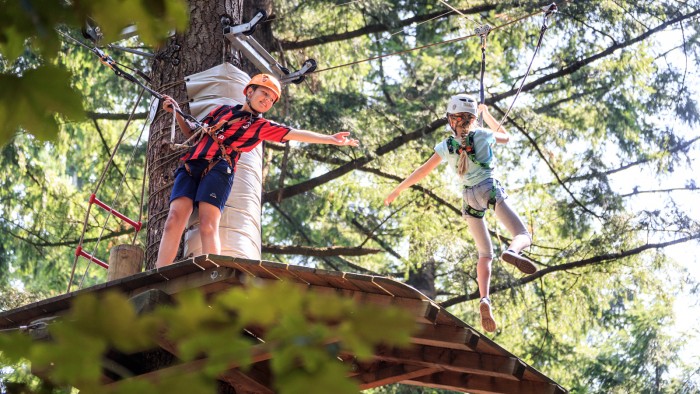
[384, 93, 535, 333]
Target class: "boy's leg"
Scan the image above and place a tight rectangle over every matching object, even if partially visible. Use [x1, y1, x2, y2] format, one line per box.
[194, 161, 233, 256]
[156, 197, 194, 268]
[198, 201, 222, 255]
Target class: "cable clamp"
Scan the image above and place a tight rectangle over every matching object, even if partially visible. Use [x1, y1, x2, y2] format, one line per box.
[474, 24, 492, 37]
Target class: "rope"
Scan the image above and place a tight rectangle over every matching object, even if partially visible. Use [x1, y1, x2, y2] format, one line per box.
[66, 88, 147, 292]
[436, 0, 480, 26]
[495, 4, 558, 133]
[78, 88, 147, 290]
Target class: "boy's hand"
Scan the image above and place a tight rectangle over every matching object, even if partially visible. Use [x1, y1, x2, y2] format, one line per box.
[331, 131, 359, 147]
[162, 95, 181, 113]
[384, 190, 400, 206]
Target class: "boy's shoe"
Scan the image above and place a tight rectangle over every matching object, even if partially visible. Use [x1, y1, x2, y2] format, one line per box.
[501, 249, 537, 275]
[479, 297, 497, 333]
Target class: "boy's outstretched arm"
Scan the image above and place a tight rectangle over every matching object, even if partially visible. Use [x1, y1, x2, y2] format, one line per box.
[384, 153, 442, 205]
[284, 129, 359, 147]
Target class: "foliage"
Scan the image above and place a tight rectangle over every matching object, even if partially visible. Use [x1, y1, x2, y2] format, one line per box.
[1, 0, 700, 392]
[0, 281, 416, 393]
[0, 0, 188, 141]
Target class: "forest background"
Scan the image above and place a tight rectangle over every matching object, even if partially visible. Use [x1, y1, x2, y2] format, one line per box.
[1, 0, 699, 393]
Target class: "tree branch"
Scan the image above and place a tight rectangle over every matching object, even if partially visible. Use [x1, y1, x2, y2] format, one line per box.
[277, 5, 496, 50]
[86, 111, 148, 121]
[439, 232, 700, 308]
[262, 117, 447, 202]
[489, 9, 700, 104]
[262, 244, 380, 256]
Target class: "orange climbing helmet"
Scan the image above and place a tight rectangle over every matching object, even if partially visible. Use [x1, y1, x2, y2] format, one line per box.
[243, 73, 282, 102]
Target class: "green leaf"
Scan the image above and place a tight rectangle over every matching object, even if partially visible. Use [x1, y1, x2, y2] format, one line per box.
[0, 65, 85, 143]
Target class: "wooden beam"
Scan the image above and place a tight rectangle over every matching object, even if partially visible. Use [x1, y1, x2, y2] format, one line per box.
[354, 363, 440, 390]
[402, 371, 564, 394]
[311, 285, 440, 324]
[219, 368, 274, 394]
[411, 323, 481, 351]
[370, 345, 525, 381]
[104, 344, 274, 388]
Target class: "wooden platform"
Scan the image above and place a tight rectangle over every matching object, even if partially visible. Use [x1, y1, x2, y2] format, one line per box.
[0, 255, 567, 394]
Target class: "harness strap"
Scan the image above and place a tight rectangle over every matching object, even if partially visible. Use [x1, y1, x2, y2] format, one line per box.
[463, 179, 499, 218]
[447, 134, 491, 169]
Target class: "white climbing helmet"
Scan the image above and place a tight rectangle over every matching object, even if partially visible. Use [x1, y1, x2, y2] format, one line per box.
[446, 94, 477, 116]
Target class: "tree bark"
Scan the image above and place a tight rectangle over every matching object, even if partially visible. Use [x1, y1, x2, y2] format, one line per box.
[146, 0, 243, 268]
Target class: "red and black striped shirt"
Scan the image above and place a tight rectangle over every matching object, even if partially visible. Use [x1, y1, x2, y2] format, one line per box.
[181, 104, 291, 167]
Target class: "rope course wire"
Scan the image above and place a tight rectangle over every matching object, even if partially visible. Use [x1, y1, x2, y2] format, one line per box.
[310, 4, 550, 74]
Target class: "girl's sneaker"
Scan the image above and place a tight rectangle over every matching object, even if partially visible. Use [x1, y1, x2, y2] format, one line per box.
[479, 297, 497, 332]
[501, 249, 537, 274]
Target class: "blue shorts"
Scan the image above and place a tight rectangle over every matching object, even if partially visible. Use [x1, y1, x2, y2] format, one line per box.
[170, 159, 235, 212]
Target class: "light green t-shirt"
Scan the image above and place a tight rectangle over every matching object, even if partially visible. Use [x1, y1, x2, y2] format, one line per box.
[434, 128, 495, 187]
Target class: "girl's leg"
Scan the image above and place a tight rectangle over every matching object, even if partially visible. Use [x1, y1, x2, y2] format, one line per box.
[198, 201, 223, 255]
[495, 200, 536, 274]
[494, 200, 531, 252]
[465, 215, 497, 332]
[465, 215, 493, 298]
[156, 197, 194, 268]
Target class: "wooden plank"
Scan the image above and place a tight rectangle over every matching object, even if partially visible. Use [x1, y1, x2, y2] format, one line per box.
[402, 371, 563, 394]
[371, 277, 430, 299]
[129, 267, 239, 296]
[371, 345, 525, 381]
[312, 270, 366, 292]
[310, 285, 440, 324]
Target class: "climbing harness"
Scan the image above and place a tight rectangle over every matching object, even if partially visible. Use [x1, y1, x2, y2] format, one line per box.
[463, 179, 500, 219]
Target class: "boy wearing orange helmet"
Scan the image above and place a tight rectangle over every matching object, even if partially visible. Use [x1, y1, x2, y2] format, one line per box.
[157, 73, 358, 268]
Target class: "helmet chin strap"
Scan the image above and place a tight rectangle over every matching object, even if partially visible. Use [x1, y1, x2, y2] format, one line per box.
[245, 90, 261, 116]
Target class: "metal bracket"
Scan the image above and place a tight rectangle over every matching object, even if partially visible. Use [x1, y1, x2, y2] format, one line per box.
[222, 11, 317, 85]
[542, 3, 558, 17]
[474, 24, 492, 38]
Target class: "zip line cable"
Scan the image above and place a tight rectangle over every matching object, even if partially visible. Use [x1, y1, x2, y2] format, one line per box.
[388, 10, 455, 37]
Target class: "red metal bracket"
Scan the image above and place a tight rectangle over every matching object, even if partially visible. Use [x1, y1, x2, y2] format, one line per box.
[75, 245, 108, 269]
[89, 193, 142, 232]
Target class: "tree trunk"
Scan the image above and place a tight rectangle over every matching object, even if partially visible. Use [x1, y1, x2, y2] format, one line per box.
[146, 0, 244, 269]
[407, 260, 436, 300]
